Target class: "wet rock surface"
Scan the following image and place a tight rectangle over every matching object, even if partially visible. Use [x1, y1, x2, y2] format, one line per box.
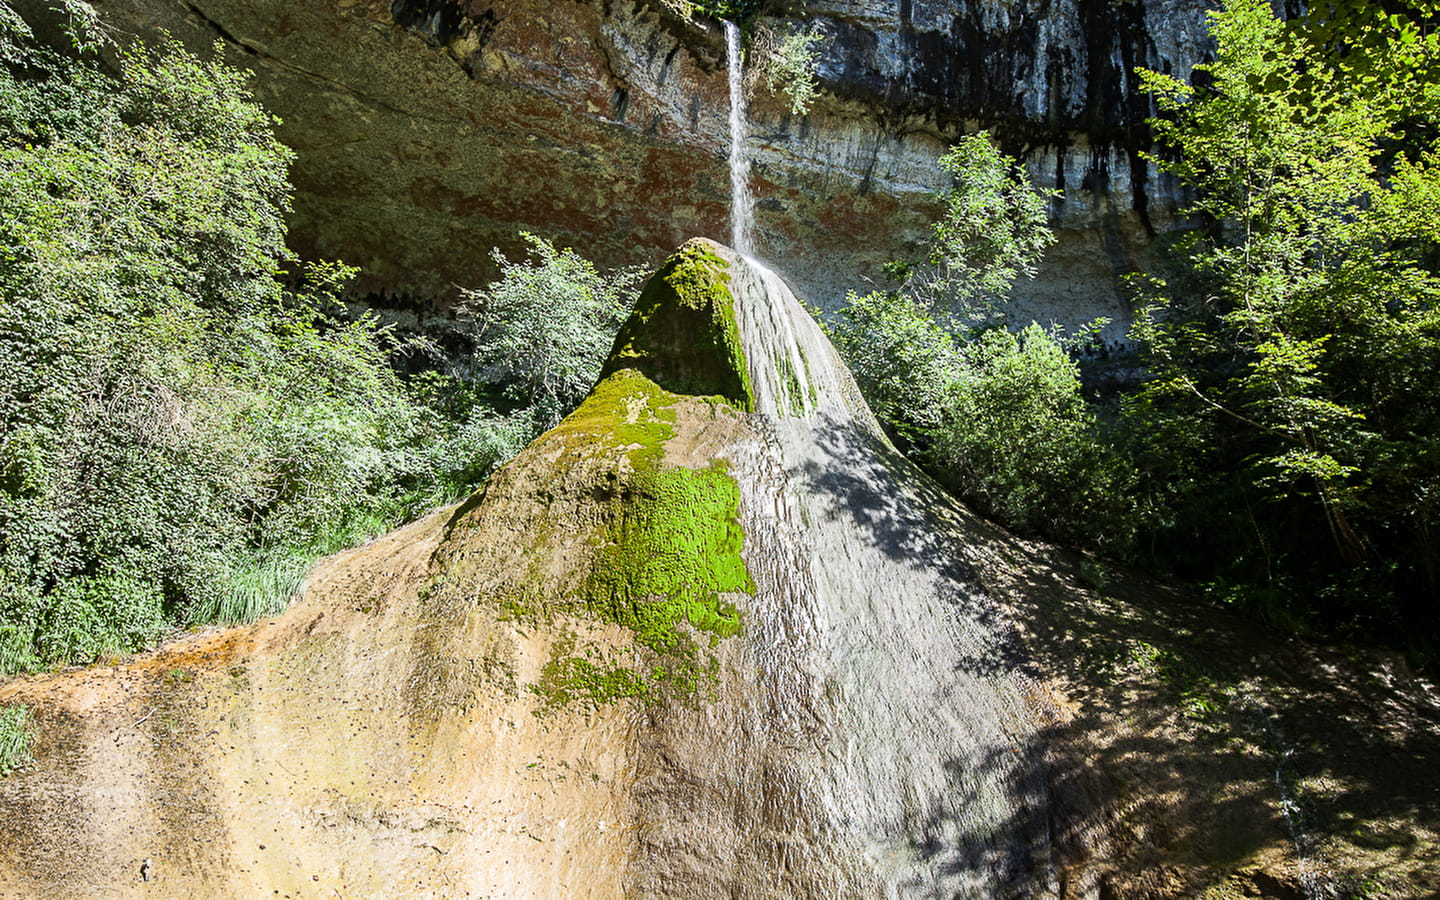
[2, 242, 1437, 898]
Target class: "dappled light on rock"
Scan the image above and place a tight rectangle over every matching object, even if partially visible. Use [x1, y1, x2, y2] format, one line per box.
[1, 241, 1438, 899]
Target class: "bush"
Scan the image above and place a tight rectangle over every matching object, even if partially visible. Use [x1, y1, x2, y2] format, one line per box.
[828, 134, 1133, 550]
[459, 233, 641, 429]
[827, 289, 957, 440]
[757, 22, 822, 115]
[0, 5, 526, 671]
[927, 324, 1135, 549]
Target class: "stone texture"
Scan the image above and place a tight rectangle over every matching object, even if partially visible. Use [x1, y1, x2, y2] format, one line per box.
[2, 247, 1437, 898]
[61, 0, 1216, 338]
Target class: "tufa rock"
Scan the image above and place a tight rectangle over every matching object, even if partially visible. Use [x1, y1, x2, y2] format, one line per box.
[1, 243, 1437, 898]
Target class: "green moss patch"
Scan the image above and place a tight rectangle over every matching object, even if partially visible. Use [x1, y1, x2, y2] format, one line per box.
[584, 459, 749, 652]
[519, 368, 753, 712]
[533, 657, 651, 712]
[548, 367, 680, 469]
[600, 239, 755, 411]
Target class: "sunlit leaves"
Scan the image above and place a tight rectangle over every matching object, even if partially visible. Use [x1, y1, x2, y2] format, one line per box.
[1130, 0, 1440, 633]
[917, 133, 1057, 327]
[460, 233, 641, 429]
[0, 7, 526, 670]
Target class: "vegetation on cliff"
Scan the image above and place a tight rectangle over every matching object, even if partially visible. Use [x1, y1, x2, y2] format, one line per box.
[529, 369, 751, 711]
[830, 0, 1440, 659]
[828, 133, 1136, 552]
[516, 247, 756, 711]
[601, 239, 755, 411]
[1122, 0, 1440, 646]
[0, 5, 623, 673]
[458, 232, 642, 429]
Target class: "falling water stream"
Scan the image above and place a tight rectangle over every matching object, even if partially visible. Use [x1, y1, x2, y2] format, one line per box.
[709, 28, 1053, 894]
[716, 29, 1322, 894]
[725, 21, 755, 257]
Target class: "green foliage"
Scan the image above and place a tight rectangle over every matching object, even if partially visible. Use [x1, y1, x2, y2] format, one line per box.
[828, 289, 957, 439]
[0, 5, 526, 671]
[660, 0, 761, 22]
[830, 303, 1134, 549]
[914, 133, 1057, 327]
[828, 135, 1131, 549]
[460, 233, 640, 428]
[1130, 0, 1440, 642]
[759, 22, 822, 115]
[0, 703, 32, 775]
[929, 325, 1135, 547]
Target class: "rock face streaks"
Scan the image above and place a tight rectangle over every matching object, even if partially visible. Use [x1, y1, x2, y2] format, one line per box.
[3, 240, 1440, 898]
[40, 0, 1212, 337]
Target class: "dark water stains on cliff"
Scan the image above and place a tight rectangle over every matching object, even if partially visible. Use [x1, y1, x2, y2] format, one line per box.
[1075, 0, 1151, 147]
[805, 0, 1165, 149]
[391, 0, 501, 62]
[792, 0, 1175, 228]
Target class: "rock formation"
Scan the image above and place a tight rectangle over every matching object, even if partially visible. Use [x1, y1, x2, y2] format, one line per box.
[38, 0, 1217, 340]
[2, 241, 1436, 898]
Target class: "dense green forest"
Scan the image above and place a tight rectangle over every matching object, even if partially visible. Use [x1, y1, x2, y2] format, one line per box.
[0, 0, 1437, 679]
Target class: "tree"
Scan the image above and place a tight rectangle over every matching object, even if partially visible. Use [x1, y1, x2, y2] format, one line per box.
[0, 4, 523, 670]
[1130, 0, 1440, 637]
[826, 288, 958, 441]
[828, 133, 1133, 549]
[910, 133, 1057, 330]
[459, 233, 641, 429]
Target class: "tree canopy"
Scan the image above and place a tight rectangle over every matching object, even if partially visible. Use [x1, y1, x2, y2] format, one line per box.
[1127, 0, 1440, 641]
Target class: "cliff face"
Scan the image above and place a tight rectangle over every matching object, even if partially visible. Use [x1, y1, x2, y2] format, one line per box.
[64, 0, 1211, 338]
[796, 0, 1216, 335]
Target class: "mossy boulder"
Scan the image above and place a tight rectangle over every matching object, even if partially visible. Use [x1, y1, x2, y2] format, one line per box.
[443, 367, 754, 714]
[599, 238, 755, 411]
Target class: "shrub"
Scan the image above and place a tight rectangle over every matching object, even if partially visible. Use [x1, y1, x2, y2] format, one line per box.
[460, 233, 641, 429]
[828, 134, 1134, 550]
[0, 5, 526, 671]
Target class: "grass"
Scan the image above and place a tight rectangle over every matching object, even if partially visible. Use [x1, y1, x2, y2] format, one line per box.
[0, 704, 34, 776]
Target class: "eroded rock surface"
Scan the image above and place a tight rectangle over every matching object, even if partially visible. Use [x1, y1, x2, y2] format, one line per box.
[39, 0, 1216, 339]
[2, 242, 1436, 898]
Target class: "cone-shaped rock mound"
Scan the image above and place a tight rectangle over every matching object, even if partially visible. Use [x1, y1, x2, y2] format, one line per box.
[600, 238, 755, 411]
[2, 242, 1438, 899]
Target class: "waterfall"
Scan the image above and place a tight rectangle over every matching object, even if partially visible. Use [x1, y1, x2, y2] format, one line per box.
[716, 246, 1054, 896]
[725, 20, 755, 258]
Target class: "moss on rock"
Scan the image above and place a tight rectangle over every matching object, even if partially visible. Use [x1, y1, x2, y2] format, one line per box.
[517, 367, 753, 712]
[599, 239, 755, 411]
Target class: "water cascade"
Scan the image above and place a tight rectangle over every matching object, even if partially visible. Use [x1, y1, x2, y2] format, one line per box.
[713, 23, 1050, 888]
[696, 246, 1055, 896]
[725, 20, 755, 257]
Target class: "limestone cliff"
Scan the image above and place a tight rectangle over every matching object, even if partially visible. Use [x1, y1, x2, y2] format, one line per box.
[1, 242, 1436, 899]
[45, 0, 1215, 339]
